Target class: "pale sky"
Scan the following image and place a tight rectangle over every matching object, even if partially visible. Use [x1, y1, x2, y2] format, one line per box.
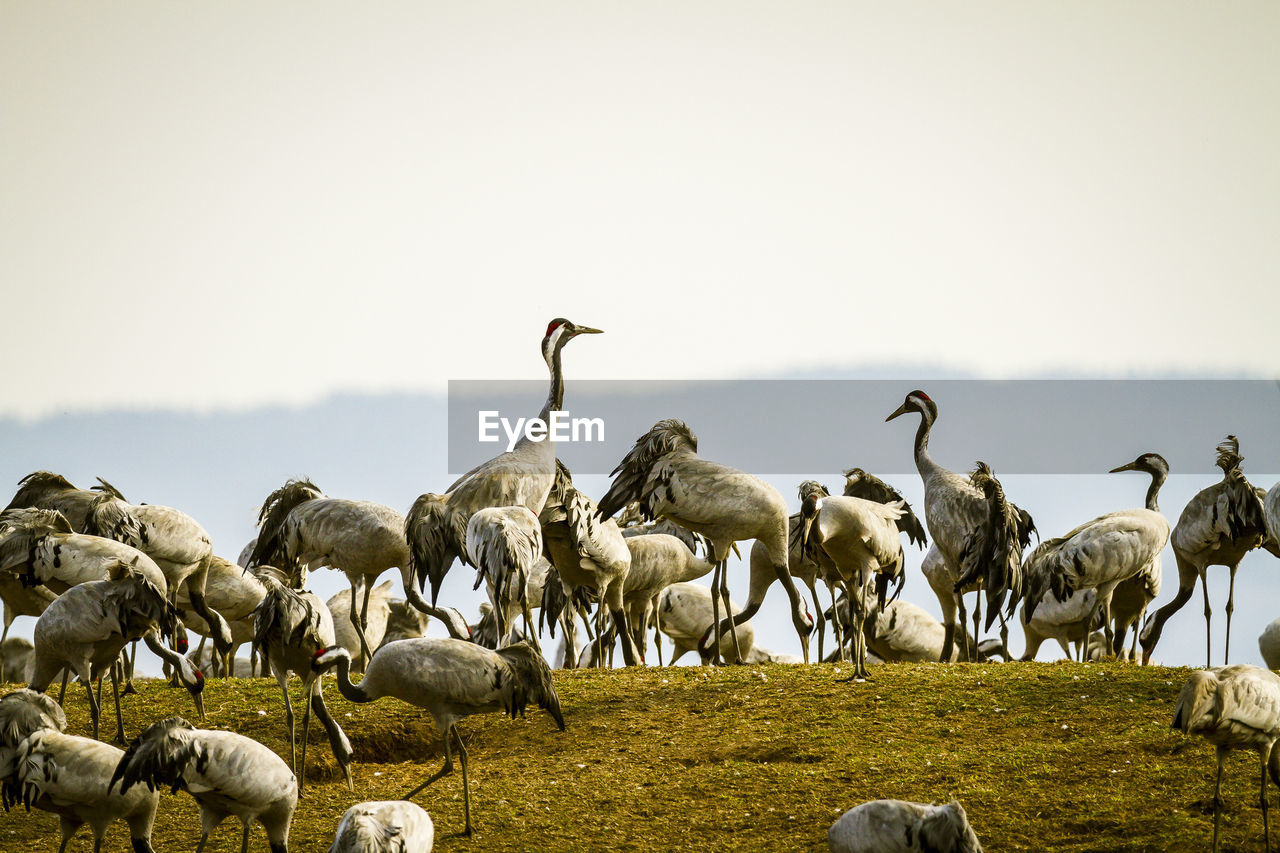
[3, 2, 1278, 419]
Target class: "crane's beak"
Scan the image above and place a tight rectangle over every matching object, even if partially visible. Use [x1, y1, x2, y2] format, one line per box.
[885, 403, 909, 422]
[191, 688, 206, 723]
[574, 325, 603, 336]
[1109, 461, 1137, 473]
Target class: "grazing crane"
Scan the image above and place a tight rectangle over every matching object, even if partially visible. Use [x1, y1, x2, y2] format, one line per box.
[2, 637, 36, 684]
[827, 799, 983, 853]
[248, 479, 470, 667]
[111, 716, 298, 853]
[251, 573, 352, 790]
[886, 391, 1033, 661]
[597, 418, 814, 664]
[12, 726, 161, 853]
[1, 575, 56, 681]
[1142, 437, 1274, 666]
[329, 800, 434, 853]
[1022, 452, 1170, 661]
[405, 318, 601, 608]
[178, 555, 267, 675]
[657, 582, 756, 665]
[311, 638, 564, 836]
[380, 599, 433, 648]
[81, 490, 234, 659]
[466, 506, 545, 653]
[327, 580, 394, 672]
[1173, 665, 1280, 853]
[539, 461, 640, 665]
[795, 481, 907, 680]
[29, 561, 204, 742]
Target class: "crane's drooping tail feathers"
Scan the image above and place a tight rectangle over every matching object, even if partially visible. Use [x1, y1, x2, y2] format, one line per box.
[842, 468, 929, 548]
[0, 509, 72, 583]
[248, 478, 324, 571]
[538, 563, 569, 640]
[110, 716, 202, 795]
[496, 642, 564, 730]
[105, 560, 182, 637]
[253, 575, 325, 656]
[957, 462, 1030, 630]
[0, 689, 67, 746]
[4, 472, 78, 513]
[82, 493, 148, 549]
[596, 418, 698, 521]
[405, 493, 470, 605]
[90, 476, 129, 501]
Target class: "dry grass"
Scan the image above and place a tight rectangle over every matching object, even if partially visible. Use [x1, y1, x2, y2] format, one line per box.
[0, 662, 1267, 851]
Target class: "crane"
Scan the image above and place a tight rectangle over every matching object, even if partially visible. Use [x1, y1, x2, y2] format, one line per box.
[466, 506, 545, 653]
[1142, 437, 1273, 666]
[886, 391, 1034, 661]
[329, 800, 434, 853]
[828, 799, 983, 853]
[405, 318, 601, 609]
[111, 716, 299, 853]
[597, 418, 814, 665]
[311, 638, 564, 836]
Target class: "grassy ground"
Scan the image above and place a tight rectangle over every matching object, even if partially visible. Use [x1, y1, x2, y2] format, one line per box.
[0, 661, 1267, 851]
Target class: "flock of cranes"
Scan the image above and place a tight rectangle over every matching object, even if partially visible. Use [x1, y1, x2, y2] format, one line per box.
[0, 316, 1279, 851]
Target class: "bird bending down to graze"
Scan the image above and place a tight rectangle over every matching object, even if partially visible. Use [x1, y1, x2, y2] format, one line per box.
[178, 555, 267, 676]
[466, 506, 545, 653]
[248, 480, 470, 668]
[405, 318, 601, 609]
[886, 392, 1033, 661]
[329, 800, 435, 853]
[312, 638, 564, 836]
[539, 461, 640, 665]
[80, 490, 234, 658]
[827, 799, 982, 853]
[1022, 453, 1169, 662]
[12, 726, 161, 853]
[1142, 437, 1274, 667]
[381, 599, 433, 647]
[657, 582, 755, 665]
[597, 418, 814, 664]
[2, 637, 36, 684]
[794, 480, 908, 680]
[327, 579, 394, 672]
[1173, 665, 1280, 853]
[1, 575, 56, 681]
[1260, 618, 1280, 670]
[111, 716, 298, 853]
[29, 561, 204, 742]
[251, 572, 352, 790]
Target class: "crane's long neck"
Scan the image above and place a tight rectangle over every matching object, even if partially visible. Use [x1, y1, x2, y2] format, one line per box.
[912, 408, 939, 478]
[538, 339, 565, 423]
[326, 651, 373, 704]
[1145, 468, 1167, 512]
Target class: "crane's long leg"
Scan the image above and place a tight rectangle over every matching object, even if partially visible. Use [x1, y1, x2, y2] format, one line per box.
[804, 578, 826, 663]
[84, 676, 101, 741]
[55, 817, 80, 853]
[972, 593, 983, 663]
[240, 820, 251, 853]
[1225, 563, 1239, 666]
[349, 578, 372, 671]
[718, 563, 743, 664]
[1081, 597, 1103, 663]
[404, 724, 455, 799]
[110, 663, 126, 744]
[274, 669, 297, 777]
[709, 560, 724, 666]
[123, 641, 139, 694]
[1262, 745, 1273, 853]
[456, 725, 472, 836]
[956, 593, 970, 662]
[59, 669, 70, 704]
[1201, 570, 1213, 669]
[299, 684, 313, 793]
[1212, 752, 1224, 853]
[652, 599, 664, 667]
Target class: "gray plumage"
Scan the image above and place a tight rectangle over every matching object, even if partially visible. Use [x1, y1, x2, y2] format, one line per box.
[0, 508, 167, 594]
[329, 800, 434, 853]
[842, 469, 928, 549]
[1141, 437, 1272, 666]
[827, 799, 982, 853]
[1267, 483, 1280, 561]
[29, 562, 205, 741]
[251, 574, 352, 790]
[1, 637, 36, 684]
[4, 472, 120, 532]
[1173, 665, 1280, 852]
[1, 574, 56, 681]
[597, 418, 814, 664]
[1261, 617, 1280, 670]
[405, 318, 601, 606]
[249, 478, 470, 661]
[886, 391, 1032, 662]
[327, 580, 394, 672]
[111, 716, 298, 853]
[1, 688, 66, 801]
[466, 506, 544, 653]
[312, 638, 564, 836]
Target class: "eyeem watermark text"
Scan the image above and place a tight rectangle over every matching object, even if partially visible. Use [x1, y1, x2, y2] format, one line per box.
[478, 410, 605, 452]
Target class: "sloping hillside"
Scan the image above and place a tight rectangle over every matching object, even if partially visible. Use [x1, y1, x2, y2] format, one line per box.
[0, 662, 1252, 851]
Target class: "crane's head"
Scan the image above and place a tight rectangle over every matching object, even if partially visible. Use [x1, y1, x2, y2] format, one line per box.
[173, 656, 205, 722]
[885, 390, 936, 423]
[542, 318, 602, 363]
[1108, 452, 1169, 478]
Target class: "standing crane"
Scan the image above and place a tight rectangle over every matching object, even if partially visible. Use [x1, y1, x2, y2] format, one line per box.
[886, 391, 1034, 661]
[1173, 665, 1280, 853]
[596, 418, 814, 665]
[539, 461, 641, 666]
[794, 480, 906, 679]
[248, 479, 470, 668]
[311, 638, 564, 837]
[1140, 437, 1273, 666]
[251, 573, 353, 790]
[466, 506, 545, 653]
[28, 561, 205, 742]
[329, 800, 434, 853]
[405, 318, 601, 610]
[1022, 453, 1170, 662]
[111, 716, 298, 853]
